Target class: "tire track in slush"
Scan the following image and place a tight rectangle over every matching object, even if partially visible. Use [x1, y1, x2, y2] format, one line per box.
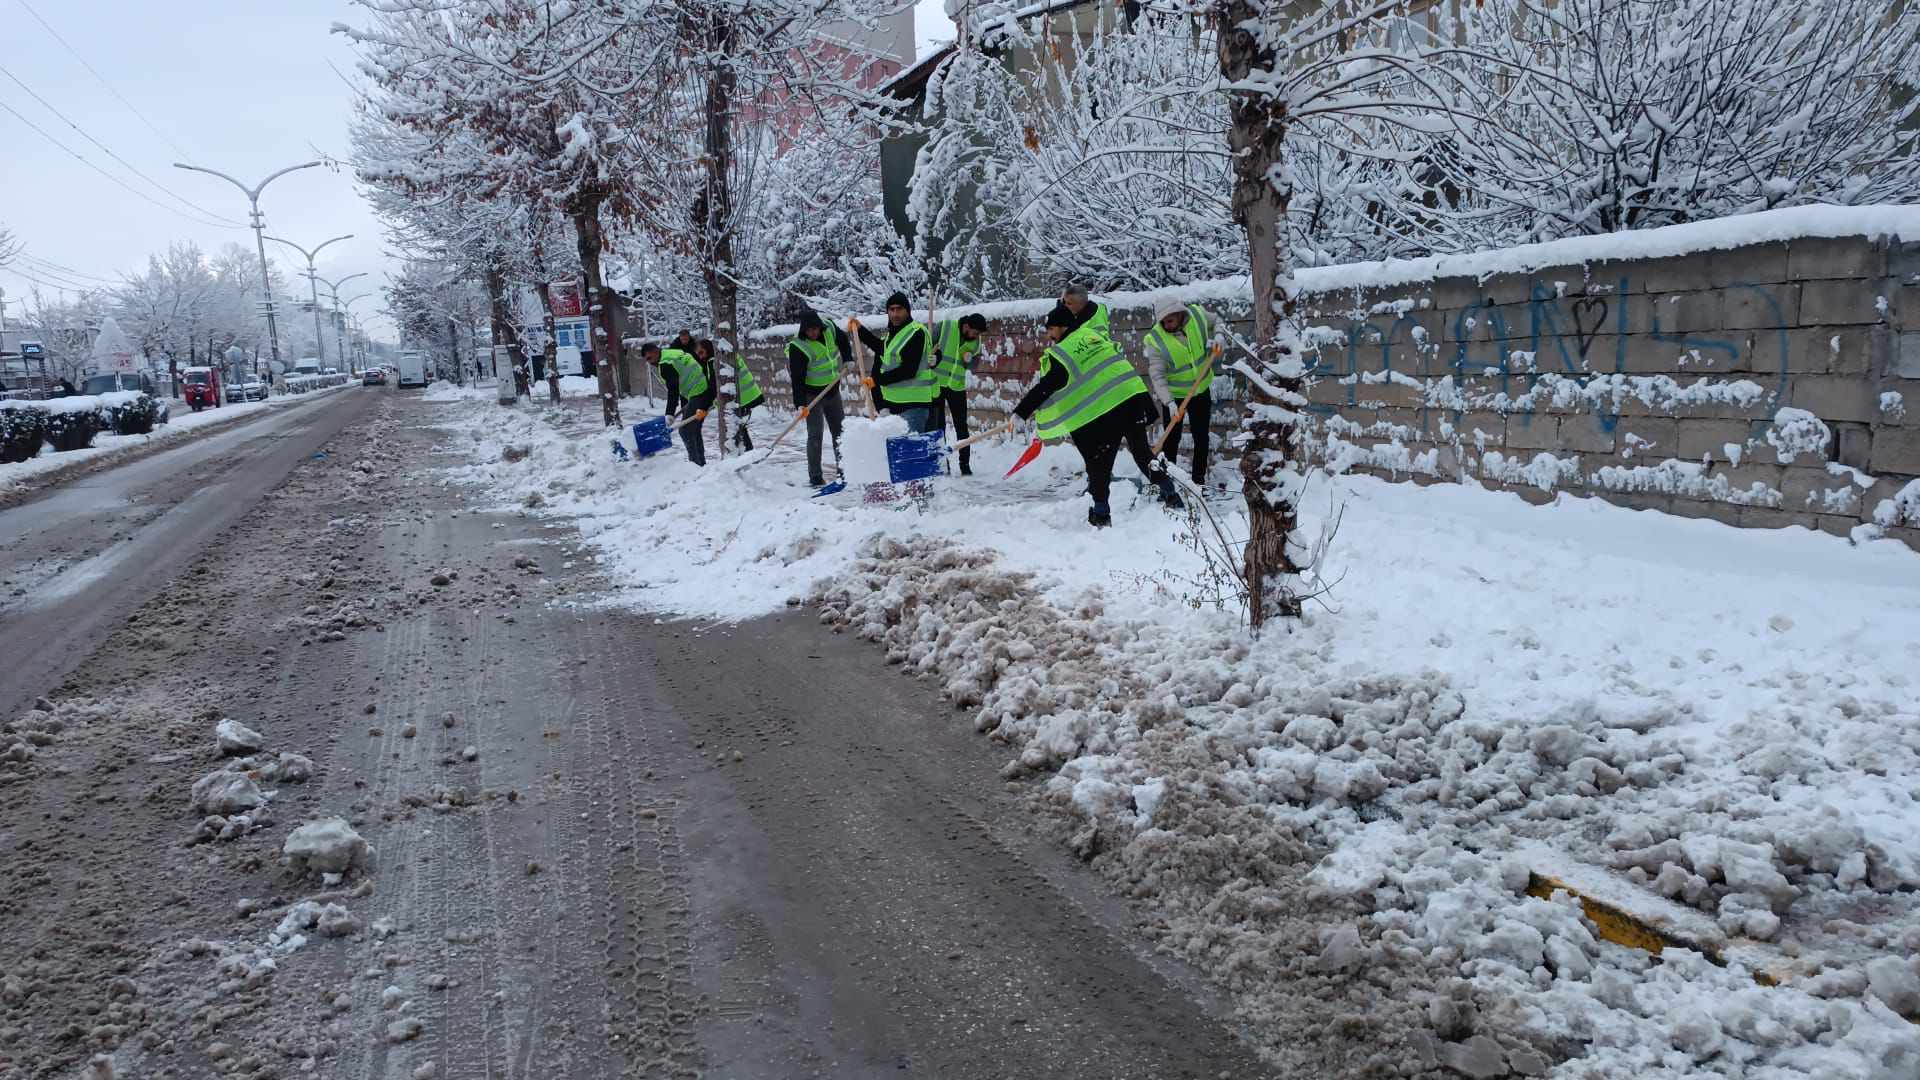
[593, 628, 703, 1078]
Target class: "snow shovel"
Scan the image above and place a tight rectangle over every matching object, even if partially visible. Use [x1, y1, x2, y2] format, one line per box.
[1149, 343, 1222, 458]
[667, 408, 707, 433]
[848, 320, 880, 419]
[1002, 438, 1043, 478]
[749, 381, 839, 467]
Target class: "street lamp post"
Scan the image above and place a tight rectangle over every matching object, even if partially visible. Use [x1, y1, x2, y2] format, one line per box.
[333, 293, 371, 371]
[265, 234, 352, 370]
[172, 161, 321, 372]
[317, 272, 368, 370]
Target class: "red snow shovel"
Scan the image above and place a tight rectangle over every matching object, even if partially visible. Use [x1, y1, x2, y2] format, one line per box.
[1002, 438, 1043, 478]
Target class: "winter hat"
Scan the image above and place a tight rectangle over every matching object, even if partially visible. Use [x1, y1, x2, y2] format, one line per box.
[797, 311, 824, 333]
[1044, 303, 1075, 329]
[959, 313, 987, 332]
[885, 291, 911, 310]
[1153, 296, 1185, 321]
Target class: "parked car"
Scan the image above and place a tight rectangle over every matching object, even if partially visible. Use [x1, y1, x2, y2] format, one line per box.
[229, 379, 269, 402]
[362, 369, 387, 387]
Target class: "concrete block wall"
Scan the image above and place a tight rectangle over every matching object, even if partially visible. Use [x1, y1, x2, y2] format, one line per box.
[741, 230, 1920, 550]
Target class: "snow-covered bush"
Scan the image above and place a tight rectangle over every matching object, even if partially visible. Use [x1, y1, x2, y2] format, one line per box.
[40, 397, 102, 452]
[99, 392, 161, 436]
[0, 402, 47, 463]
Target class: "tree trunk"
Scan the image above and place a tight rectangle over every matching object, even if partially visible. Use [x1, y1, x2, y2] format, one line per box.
[569, 200, 623, 427]
[700, 16, 740, 458]
[484, 264, 527, 397]
[1219, 1, 1307, 625]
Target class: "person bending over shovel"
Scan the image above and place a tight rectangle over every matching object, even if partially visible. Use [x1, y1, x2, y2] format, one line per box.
[643, 342, 714, 466]
[1012, 304, 1183, 528]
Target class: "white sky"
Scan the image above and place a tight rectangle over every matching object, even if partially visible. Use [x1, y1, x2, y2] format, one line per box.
[0, 0, 956, 343]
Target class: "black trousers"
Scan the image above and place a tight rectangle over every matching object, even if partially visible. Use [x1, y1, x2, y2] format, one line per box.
[679, 405, 705, 466]
[733, 403, 756, 451]
[931, 387, 971, 471]
[1160, 389, 1213, 483]
[1069, 394, 1164, 509]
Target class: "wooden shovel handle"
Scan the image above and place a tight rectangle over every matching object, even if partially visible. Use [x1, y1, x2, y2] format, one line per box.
[951, 419, 1014, 452]
[753, 380, 839, 464]
[1148, 342, 1221, 458]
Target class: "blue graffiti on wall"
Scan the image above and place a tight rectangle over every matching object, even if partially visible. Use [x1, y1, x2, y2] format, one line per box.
[1306, 277, 1792, 437]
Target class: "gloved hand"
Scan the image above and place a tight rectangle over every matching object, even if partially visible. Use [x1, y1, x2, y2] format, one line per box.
[860, 377, 875, 389]
[694, 409, 708, 421]
[798, 405, 810, 419]
[847, 318, 861, 333]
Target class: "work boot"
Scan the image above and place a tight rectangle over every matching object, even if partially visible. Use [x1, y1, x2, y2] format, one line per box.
[1088, 503, 1112, 529]
[959, 448, 973, 477]
[1156, 475, 1185, 510]
[808, 474, 826, 488]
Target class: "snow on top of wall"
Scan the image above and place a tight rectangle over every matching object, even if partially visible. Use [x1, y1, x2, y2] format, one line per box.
[752, 203, 1920, 340]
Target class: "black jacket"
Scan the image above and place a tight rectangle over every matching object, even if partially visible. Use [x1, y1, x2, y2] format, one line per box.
[660, 366, 715, 417]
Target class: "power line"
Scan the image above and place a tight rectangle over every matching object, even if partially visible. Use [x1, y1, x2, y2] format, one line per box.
[11, 0, 193, 161]
[0, 95, 242, 230]
[15, 251, 118, 285]
[0, 63, 245, 226]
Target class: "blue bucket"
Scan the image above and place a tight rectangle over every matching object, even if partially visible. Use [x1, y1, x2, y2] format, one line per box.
[885, 432, 946, 484]
[632, 418, 672, 458]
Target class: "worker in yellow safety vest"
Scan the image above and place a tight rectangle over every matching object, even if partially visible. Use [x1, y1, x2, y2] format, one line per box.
[642, 342, 713, 466]
[1143, 297, 1220, 485]
[853, 292, 939, 434]
[718, 339, 764, 451]
[1012, 304, 1183, 528]
[929, 313, 987, 474]
[786, 311, 852, 487]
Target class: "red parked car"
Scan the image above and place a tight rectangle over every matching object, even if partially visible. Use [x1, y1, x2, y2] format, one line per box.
[182, 366, 222, 411]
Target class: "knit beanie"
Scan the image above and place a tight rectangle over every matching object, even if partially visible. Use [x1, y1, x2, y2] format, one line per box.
[885, 291, 911, 310]
[1153, 296, 1185, 321]
[1044, 304, 1075, 329]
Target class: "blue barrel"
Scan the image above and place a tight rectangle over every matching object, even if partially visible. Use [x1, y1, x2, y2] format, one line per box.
[632, 418, 673, 457]
[885, 432, 946, 484]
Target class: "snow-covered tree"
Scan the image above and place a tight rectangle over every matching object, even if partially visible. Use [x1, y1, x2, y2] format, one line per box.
[345, 0, 672, 425]
[1433, 0, 1920, 243]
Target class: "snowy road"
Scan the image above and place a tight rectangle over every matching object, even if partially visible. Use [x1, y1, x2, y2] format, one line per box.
[0, 395, 1271, 1078]
[0, 388, 376, 720]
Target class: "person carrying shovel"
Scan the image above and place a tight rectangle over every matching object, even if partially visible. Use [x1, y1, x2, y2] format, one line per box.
[786, 311, 853, 487]
[853, 292, 937, 433]
[1143, 297, 1221, 486]
[643, 342, 714, 466]
[1011, 304, 1183, 528]
[930, 313, 988, 476]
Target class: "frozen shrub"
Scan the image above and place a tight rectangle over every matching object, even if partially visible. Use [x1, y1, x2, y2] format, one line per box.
[0, 404, 46, 463]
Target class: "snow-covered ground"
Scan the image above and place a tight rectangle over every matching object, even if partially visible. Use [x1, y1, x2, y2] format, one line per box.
[438, 387, 1920, 1077]
[0, 383, 360, 493]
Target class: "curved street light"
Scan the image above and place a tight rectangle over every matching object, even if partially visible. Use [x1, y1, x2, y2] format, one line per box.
[173, 160, 321, 369]
[264, 234, 352, 369]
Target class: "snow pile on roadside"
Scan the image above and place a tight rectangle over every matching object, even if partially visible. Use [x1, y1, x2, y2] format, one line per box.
[441, 395, 1920, 1076]
[814, 536, 1920, 1076]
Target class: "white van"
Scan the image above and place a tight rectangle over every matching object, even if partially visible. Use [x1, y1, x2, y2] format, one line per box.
[396, 351, 427, 389]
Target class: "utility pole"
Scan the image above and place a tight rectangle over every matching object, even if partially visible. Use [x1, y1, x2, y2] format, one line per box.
[173, 160, 321, 372]
[265, 234, 352, 369]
